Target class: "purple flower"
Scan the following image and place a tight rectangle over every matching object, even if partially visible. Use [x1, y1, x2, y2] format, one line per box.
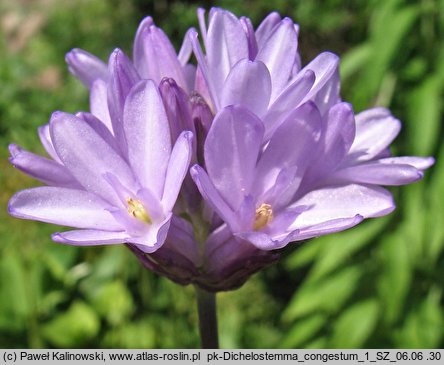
[9, 79, 193, 253]
[66, 28, 204, 215]
[190, 102, 433, 254]
[65, 16, 194, 92]
[8, 7, 434, 292]
[303, 107, 434, 190]
[190, 8, 340, 138]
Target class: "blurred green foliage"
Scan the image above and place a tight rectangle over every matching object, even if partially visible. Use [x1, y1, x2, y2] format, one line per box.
[0, 0, 443, 348]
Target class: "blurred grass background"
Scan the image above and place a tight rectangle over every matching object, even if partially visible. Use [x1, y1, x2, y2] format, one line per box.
[0, 0, 443, 348]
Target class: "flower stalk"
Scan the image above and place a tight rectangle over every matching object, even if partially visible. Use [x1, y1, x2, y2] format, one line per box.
[195, 286, 219, 349]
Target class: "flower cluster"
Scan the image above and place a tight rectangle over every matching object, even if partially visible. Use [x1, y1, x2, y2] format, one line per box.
[8, 8, 433, 291]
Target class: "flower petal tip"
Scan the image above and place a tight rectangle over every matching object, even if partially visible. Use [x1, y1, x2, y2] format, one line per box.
[111, 48, 123, 57]
[7, 199, 15, 216]
[138, 16, 154, 29]
[64, 49, 76, 63]
[109, 48, 129, 66]
[64, 48, 85, 64]
[323, 51, 340, 63]
[8, 144, 20, 158]
[51, 233, 65, 244]
[422, 157, 435, 169]
[7, 193, 23, 219]
[182, 130, 194, 142]
[379, 203, 396, 217]
[188, 28, 199, 41]
[189, 164, 201, 176]
[281, 17, 294, 26]
[49, 110, 67, 124]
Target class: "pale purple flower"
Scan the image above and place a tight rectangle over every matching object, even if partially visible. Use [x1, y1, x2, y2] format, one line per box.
[66, 25, 202, 213]
[8, 8, 434, 292]
[190, 8, 340, 139]
[301, 107, 435, 191]
[65, 48, 109, 88]
[191, 102, 433, 253]
[65, 16, 194, 92]
[133, 17, 196, 92]
[9, 79, 193, 253]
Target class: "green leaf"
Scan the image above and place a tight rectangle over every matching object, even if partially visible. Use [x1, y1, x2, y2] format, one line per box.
[91, 280, 134, 326]
[340, 43, 372, 81]
[284, 239, 323, 270]
[394, 288, 443, 348]
[91, 245, 130, 279]
[80, 246, 132, 299]
[283, 266, 361, 322]
[305, 337, 327, 349]
[330, 299, 379, 348]
[103, 320, 156, 348]
[401, 183, 426, 262]
[377, 233, 412, 324]
[43, 244, 79, 282]
[280, 314, 327, 348]
[0, 253, 30, 330]
[369, 2, 417, 75]
[351, 3, 418, 107]
[309, 219, 388, 282]
[40, 291, 68, 316]
[244, 324, 282, 348]
[402, 57, 428, 81]
[42, 301, 100, 347]
[406, 75, 443, 156]
[425, 144, 444, 263]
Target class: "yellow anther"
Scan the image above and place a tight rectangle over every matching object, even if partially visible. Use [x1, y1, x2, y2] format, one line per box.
[126, 198, 152, 224]
[253, 203, 273, 231]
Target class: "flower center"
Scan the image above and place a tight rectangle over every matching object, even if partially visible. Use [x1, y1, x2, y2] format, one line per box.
[126, 198, 151, 224]
[253, 203, 273, 231]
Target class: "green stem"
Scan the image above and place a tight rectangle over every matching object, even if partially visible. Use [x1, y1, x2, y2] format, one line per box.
[195, 286, 219, 349]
